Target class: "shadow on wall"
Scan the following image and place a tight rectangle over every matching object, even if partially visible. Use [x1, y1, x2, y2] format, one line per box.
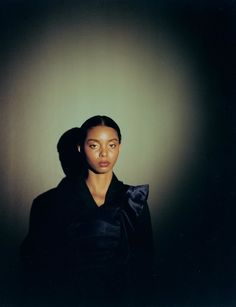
[57, 127, 82, 178]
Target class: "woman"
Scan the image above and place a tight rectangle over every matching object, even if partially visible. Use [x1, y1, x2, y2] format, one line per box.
[21, 115, 154, 306]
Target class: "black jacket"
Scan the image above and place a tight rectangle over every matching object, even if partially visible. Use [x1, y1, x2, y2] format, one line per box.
[21, 174, 154, 306]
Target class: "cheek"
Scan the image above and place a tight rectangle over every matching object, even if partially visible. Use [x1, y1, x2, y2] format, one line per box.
[84, 149, 96, 161]
[111, 150, 119, 161]
[89, 152, 98, 160]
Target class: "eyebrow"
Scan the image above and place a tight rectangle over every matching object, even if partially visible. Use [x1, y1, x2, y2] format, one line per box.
[86, 138, 119, 142]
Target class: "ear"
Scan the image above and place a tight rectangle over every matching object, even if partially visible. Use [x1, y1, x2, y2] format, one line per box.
[77, 145, 80, 152]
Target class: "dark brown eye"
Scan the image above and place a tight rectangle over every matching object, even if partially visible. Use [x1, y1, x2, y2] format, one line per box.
[89, 144, 98, 149]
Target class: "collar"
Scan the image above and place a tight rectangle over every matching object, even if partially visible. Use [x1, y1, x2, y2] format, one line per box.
[57, 173, 128, 209]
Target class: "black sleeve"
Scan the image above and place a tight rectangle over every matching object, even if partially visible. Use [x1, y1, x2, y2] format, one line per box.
[133, 202, 155, 276]
[20, 198, 40, 270]
[20, 190, 56, 273]
[128, 202, 156, 304]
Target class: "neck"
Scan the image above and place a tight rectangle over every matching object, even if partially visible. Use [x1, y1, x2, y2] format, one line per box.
[86, 171, 113, 194]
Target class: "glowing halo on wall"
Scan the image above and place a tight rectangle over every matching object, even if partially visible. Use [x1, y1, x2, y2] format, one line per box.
[1, 15, 205, 234]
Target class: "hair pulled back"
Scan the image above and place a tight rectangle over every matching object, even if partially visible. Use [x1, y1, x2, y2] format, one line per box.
[79, 115, 121, 146]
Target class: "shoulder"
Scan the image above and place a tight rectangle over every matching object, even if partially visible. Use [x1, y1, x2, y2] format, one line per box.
[31, 177, 70, 211]
[33, 188, 57, 203]
[30, 188, 58, 217]
[123, 184, 149, 218]
[114, 175, 149, 203]
[126, 184, 149, 203]
[32, 187, 59, 207]
[30, 176, 77, 214]
[32, 177, 70, 205]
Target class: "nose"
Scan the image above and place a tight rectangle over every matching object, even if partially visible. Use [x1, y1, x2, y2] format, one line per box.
[100, 147, 108, 157]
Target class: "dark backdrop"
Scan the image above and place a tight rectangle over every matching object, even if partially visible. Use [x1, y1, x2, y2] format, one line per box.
[0, 1, 235, 306]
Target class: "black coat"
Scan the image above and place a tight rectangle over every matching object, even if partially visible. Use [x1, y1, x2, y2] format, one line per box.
[21, 174, 154, 306]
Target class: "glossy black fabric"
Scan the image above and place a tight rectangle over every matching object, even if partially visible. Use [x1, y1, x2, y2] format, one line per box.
[21, 174, 154, 306]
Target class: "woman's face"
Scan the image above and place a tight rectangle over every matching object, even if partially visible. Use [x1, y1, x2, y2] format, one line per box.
[82, 125, 121, 174]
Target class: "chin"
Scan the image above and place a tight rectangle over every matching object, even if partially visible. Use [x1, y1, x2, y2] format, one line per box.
[97, 169, 112, 175]
[89, 167, 111, 175]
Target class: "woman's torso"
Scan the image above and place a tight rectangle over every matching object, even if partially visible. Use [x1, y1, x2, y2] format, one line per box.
[21, 174, 151, 304]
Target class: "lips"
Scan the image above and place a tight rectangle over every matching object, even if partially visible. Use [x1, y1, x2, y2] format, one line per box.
[98, 161, 110, 167]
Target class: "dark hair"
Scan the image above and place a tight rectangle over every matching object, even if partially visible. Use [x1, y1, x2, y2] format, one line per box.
[79, 115, 122, 145]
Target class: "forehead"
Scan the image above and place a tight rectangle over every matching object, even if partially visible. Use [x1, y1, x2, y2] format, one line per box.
[86, 125, 119, 141]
